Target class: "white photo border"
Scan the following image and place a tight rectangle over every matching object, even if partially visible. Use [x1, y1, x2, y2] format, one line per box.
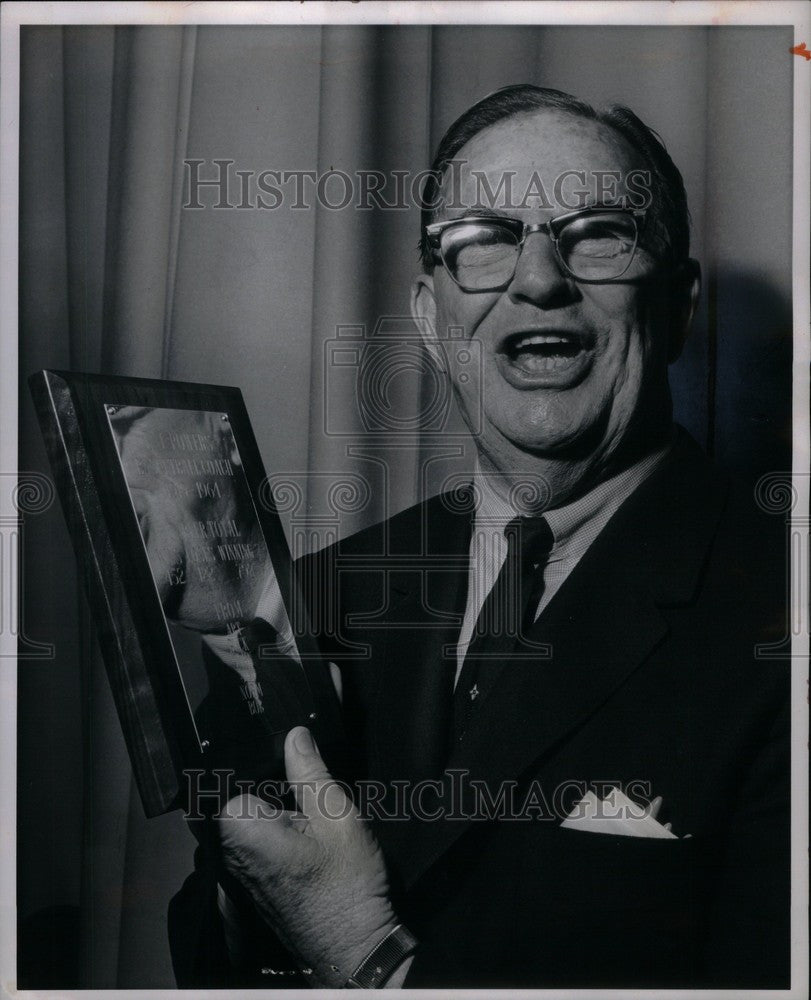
[1, 3, 808, 998]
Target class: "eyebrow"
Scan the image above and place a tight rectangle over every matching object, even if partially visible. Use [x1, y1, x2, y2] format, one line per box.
[442, 207, 516, 222]
[437, 202, 635, 225]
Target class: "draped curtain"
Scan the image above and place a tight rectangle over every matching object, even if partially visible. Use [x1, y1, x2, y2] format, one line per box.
[18, 24, 792, 987]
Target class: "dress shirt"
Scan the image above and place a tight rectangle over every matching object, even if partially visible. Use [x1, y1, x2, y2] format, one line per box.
[204, 441, 671, 695]
[454, 442, 672, 686]
[203, 438, 671, 974]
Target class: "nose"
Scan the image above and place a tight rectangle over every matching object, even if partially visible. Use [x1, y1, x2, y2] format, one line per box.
[507, 230, 572, 308]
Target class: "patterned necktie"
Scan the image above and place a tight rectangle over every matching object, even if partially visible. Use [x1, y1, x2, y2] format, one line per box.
[452, 515, 554, 747]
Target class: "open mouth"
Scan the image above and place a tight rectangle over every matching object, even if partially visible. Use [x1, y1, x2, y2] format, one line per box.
[496, 330, 594, 387]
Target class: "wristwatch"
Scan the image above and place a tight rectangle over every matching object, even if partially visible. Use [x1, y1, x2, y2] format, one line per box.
[344, 924, 418, 988]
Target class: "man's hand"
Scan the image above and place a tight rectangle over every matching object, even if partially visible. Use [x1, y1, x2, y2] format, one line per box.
[218, 726, 398, 987]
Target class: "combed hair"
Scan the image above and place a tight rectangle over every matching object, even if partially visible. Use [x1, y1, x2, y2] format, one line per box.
[419, 84, 690, 270]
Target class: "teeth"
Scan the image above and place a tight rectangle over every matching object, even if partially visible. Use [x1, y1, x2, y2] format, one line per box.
[513, 333, 574, 350]
[527, 354, 574, 372]
[541, 355, 570, 370]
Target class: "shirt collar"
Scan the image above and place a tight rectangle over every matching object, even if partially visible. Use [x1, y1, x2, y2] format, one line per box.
[543, 442, 672, 551]
[472, 434, 674, 549]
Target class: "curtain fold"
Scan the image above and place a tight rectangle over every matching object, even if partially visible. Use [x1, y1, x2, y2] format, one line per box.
[102, 27, 191, 377]
[100, 26, 202, 989]
[705, 28, 794, 475]
[18, 24, 793, 987]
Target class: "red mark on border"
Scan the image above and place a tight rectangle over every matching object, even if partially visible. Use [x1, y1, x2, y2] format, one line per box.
[790, 43, 811, 61]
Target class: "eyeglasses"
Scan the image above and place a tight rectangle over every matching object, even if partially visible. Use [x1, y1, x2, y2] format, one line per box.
[424, 207, 649, 291]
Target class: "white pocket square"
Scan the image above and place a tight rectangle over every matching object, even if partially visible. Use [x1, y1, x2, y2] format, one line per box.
[562, 788, 685, 839]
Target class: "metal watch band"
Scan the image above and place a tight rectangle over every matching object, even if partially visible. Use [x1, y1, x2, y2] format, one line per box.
[344, 924, 418, 989]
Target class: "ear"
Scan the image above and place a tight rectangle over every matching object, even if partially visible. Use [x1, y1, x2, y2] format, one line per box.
[410, 273, 446, 371]
[667, 258, 701, 364]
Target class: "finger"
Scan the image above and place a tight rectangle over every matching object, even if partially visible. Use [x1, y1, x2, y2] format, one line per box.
[220, 792, 285, 822]
[646, 795, 663, 820]
[218, 794, 296, 852]
[284, 727, 353, 827]
[218, 795, 314, 875]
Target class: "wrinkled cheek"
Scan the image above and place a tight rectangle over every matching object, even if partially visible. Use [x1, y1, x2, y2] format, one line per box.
[449, 351, 492, 423]
[435, 288, 497, 341]
[477, 361, 513, 425]
[601, 338, 647, 429]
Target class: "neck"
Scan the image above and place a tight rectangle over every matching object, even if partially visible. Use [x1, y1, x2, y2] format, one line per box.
[476, 420, 673, 513]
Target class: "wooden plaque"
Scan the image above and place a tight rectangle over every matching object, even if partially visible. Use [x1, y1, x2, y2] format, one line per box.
[29, 370, 343, 817]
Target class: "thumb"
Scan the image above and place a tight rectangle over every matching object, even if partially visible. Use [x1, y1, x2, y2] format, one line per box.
[285, 726, 352, 826]
[284, 726, 330, 782]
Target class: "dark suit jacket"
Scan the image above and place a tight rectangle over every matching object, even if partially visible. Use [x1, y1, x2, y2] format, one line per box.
[169, 429, 790, 988]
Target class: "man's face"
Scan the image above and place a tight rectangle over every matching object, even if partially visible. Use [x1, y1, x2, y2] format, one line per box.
[415, 110, 684, 472]
[110, 406, 270, 631]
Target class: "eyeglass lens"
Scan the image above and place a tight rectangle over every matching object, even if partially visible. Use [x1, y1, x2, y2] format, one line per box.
[441, 212, 638, 289]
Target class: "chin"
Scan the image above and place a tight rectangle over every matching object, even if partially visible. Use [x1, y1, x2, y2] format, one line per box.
[493, 410, 597, 455]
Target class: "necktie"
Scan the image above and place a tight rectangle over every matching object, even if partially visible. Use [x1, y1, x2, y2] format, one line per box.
[452, 516, 554, 747]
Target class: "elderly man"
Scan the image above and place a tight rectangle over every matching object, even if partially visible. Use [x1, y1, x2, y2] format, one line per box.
[170, 85, 789, 989]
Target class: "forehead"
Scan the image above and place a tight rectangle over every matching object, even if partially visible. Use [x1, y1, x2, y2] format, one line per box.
[441, 109, 640, 211]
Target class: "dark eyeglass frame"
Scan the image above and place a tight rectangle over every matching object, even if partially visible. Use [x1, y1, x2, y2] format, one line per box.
[424, 205, 649, 290]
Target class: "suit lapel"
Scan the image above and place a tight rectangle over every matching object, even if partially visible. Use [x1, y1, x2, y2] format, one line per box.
[390, 513, 672, 887]
[374, 433, 729, 889]
[371, 492, 472, 790]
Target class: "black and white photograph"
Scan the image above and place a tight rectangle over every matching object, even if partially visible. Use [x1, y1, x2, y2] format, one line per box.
[2, 1, 809, 994]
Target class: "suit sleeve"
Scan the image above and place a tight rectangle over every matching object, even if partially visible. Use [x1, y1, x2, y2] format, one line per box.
[167, 633, 309, 988]
[701, 685, 791, 987]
